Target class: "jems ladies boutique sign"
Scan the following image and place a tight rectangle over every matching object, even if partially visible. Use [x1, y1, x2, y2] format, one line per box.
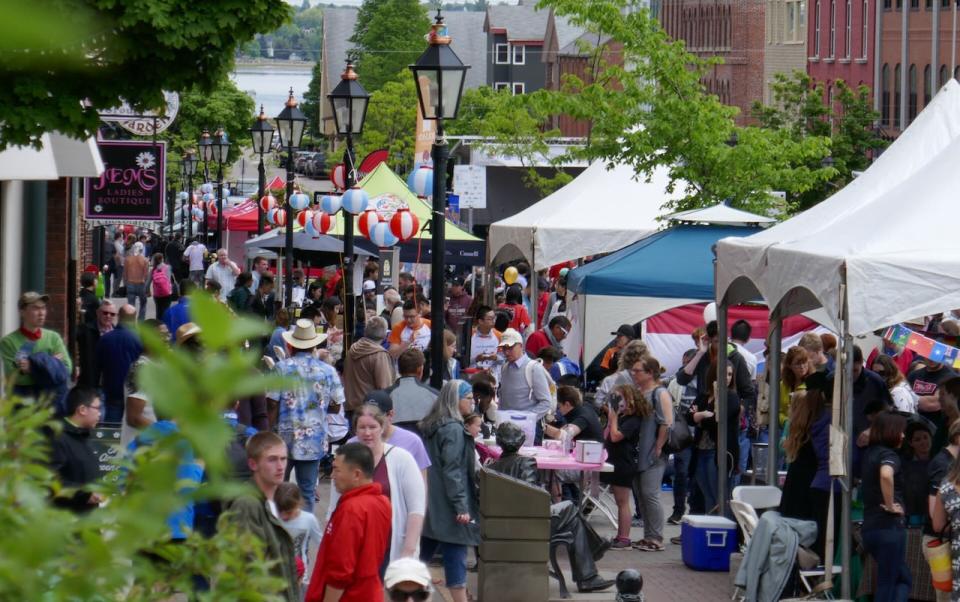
[85, 140, 166, 221]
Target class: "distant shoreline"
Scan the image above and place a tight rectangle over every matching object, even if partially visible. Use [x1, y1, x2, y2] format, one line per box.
[234, 59, 316, 70]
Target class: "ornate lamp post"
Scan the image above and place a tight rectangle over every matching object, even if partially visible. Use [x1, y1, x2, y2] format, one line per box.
[328, 61, 370, 348]
[211, 126, 230, 249]
[250, 105, 274, 236]
[183, 151, 198, 239]
[275, 88, 307, 307]
[409, 10, 469, 388]
[198, 129, 213, 243]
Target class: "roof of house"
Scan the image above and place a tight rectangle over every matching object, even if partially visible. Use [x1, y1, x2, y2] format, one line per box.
[559, 30, 613, 56]
[485, 4, 550, 42]
[444, 11, 488, 89]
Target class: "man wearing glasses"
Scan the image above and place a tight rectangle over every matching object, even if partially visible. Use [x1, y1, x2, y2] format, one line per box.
[525, 315, 572, 359]
[388, 299, 432, 360]
[76, 300, 116, 389]
[49, 386, 105, 513]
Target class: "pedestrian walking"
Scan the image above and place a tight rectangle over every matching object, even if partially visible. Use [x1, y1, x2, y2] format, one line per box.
[183, 239, 206, 286]
[148, 252, 176, 321]
[204, 248, 240, 302]
[48, 386, 104, 513]
[124, 242, 150, 320]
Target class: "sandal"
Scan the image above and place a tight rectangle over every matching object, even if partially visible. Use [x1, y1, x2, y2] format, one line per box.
[633, 539, 665, 552]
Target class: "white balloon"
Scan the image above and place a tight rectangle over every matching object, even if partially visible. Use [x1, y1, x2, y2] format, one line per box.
[703, 302, 717, 324]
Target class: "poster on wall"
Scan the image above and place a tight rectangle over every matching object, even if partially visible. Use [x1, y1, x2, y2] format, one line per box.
[85, 140, 166, 221]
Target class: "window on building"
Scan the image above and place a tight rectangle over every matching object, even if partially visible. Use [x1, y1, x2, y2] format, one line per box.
[924, 65, 932, 107]
[814, 0, 822, 56]
[909, 64, 918, 122]
[786, 0, 806, 42]
[828, 84, 835, 127]
[494, 82, 510, 92]
[911, 0, 919, 8]
[845, 0, 852, 57]
[894, 63, 902, 128]
[829, 0, 837, 57]
[512, 45, 525, 65]
[495, 44, 509, 64]
[883, 0, 891, 7]
[941, 65, 949, 88]
[882, 64, 891, 125]
[512, 82, 525, 95]
[862, 0, 869, 58]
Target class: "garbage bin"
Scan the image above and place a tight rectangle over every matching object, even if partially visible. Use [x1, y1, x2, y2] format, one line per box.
[478, 467, 552, 602]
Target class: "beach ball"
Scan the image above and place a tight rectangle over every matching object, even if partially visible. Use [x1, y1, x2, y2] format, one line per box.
[312, 211, 335, 235]
[504, 266, 518, 285]
[407, 165, 433, 198]
[201, 182, 213, 194]
[368, 221, 399, 248]
[390, 207, 420, 242]
[259, 194, 277, 213]
[296, 209, 313, 229]
[341, 186, 369, 214]
[320, 194, 342, 215]
[358, 208, 382, 239]
[289, 191, 310, 211]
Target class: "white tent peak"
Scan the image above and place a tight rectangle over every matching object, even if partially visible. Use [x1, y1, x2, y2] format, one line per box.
[667, 203, 775, 226]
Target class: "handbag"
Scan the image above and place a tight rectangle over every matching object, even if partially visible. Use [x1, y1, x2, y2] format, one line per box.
[924, 529, 953, 593]
[654, 386, 692, 454]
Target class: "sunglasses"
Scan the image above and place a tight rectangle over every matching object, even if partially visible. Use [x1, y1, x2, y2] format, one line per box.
[389, 590, 430, 602]
[100, 311, 117, 317]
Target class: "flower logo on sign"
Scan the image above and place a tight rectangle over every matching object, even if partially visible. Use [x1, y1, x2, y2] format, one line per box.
[369, 193, 405, 221]
[94, 205, 103, 213]
[135, 152, 156, 170]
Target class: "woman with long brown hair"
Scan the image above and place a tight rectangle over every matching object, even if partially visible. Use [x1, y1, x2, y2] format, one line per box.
[871, 353, 918, 414]
[601, 384, 651, 550]
[778, 346, 810, 427]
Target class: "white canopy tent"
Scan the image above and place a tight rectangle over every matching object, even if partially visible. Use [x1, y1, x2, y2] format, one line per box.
[487, 160, 682, 270]
[714, 79, 960, 598]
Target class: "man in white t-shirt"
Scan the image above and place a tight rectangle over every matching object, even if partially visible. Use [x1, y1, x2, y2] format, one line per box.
[183, 240, 207, 286]
[388, 299, 432, 359]
[470, 305, 502, 376]
[204, 248, 240, 302]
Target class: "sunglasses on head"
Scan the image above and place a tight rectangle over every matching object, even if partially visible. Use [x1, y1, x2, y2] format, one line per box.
[389, 590, 430, 602]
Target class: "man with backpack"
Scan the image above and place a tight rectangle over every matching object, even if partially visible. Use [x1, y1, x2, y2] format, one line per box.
[498, 328, 553, 444]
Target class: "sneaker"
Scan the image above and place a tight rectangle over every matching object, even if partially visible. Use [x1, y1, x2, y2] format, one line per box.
[667, 512, 684, 525]
[670, 535, 683, 545]
[610, 538, 632, 550]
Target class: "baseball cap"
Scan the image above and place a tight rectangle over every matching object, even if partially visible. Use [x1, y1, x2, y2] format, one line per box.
[384, 557, 432, 589]
[362, 280, 376, 292]
[449, 276, 464, 287]
[175, 322, 202, 346]
[611, 324, 636, 339]
[18, 292, 50, 309]
[363, 390, 393, 414]
[497, 328, 523, 348]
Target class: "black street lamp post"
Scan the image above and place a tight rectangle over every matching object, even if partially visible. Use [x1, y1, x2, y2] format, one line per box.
[275, 88, 307, 307]
[410, 11, 469, 389]
[211, 126, 230, 249]
[250, 105, 274, 236]
[183, 151, 198, 240]
[198, 129, 213, 244]
[178, 159, 186, 237]
[328, 61, 370, 349]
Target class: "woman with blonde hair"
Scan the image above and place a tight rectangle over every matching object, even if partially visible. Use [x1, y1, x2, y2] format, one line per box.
[778, 346, 810, 426]
[601, 384, 651, 549]
[871, 353, 918, 414]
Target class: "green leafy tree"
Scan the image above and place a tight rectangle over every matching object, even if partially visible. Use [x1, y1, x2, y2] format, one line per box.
[753, 71, 886, 210]
[351, 0, 430, 92]
[0, 0, 290, 150]
[354, 71, 419, 174]
[301, 60, 325, 138]
[0, 292, 292, 600]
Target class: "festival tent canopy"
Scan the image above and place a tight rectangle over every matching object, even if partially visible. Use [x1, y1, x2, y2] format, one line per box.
[208, 199, 261, 232]
[243, 227, 375, 264]
[717, 79, 960, 335]
[487, 161, 684, 270]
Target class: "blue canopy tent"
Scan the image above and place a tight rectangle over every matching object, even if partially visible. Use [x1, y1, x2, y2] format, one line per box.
[566, 222, 765, 369]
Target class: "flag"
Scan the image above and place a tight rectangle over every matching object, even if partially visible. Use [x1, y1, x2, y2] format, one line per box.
[906, 332, 935, 357]
[930, 342, 949, 363]
[943, 346, 959, 367]
[882, 326, 895, 342]
[890, 325, 912, 347]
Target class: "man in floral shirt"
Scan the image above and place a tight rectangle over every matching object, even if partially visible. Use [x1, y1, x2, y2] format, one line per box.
[268, 319, 345, 512]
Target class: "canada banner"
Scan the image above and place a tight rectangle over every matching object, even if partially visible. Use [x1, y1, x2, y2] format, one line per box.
[85, 140, 166, 221]
[643, 303, 825, 375]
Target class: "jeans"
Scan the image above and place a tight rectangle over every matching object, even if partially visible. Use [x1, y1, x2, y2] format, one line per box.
[672, 447, 692, 516]
[695, 448, 719, 514]
[285, 458, 320, 512]
[420, 536, 468, 589]
[633, 457, 666, 542]
[154, 295, 173, 322]
[861, 525, 911, 602]
[734, 429, 751, 486]
[113, 264, 124, 296]
[102, 400, 124, 425]
[189, 270, 204, 286]
[126, 282, 147, 320]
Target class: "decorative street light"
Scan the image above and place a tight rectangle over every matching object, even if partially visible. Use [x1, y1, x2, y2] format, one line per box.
[409, 10, 469, 389]
[275, 88, 308, 307]
[211, 125, 230, 248]
[328, 60, 370, 348]
[183, 150, 198, 240]
[250, 105, 274, 236]
[198, 129, 213, 243]
[178, 159, 187, 236]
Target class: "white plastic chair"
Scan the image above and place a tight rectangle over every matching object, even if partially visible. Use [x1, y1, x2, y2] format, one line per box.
[729, 499, 759, 548]
[731, 485, 782, 510]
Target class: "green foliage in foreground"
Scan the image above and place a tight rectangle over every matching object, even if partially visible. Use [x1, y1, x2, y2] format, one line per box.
[0, 292, 291, 600]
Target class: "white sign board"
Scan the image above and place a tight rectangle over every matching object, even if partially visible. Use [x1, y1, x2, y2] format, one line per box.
[98, 91, 179, 135]
[453, 165, 486, 209]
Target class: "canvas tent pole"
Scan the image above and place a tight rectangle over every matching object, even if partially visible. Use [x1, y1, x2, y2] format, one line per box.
[841, 296, 854, 599]
[767, 314, 782, 483]
[716, 301, 730, 515]
[530, 236, 538, 331]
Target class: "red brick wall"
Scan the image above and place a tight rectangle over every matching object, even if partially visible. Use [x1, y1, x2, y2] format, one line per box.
[44, 178, 71, 338]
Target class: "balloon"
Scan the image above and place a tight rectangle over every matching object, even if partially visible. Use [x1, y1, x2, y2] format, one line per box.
[504, 266, 519, 285]
[368, 221, 399, 248]
[289, 191, 310, 211]
[312, 211, 335, 234]
[320, 194, 342, 215]
[389, 207, 420, 242]
[703, 302, 717, 324]
[259, 194, 277, 213]
[358, 208, 382, 239]
[342, 186, 369, 214]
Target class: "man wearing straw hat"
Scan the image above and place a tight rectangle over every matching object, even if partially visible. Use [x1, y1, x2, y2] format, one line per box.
[267, 319, 345, 512]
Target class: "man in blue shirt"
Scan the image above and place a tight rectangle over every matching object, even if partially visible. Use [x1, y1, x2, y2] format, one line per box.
[161, 279, 194, 342]
[95, 304, 143, 424]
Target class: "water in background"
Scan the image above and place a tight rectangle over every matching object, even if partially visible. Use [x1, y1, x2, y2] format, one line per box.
[231, 64, 314, 112]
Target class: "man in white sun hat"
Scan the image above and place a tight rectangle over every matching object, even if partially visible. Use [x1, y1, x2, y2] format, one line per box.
[267, 319, 345, 512]
[384, 557, 433, 601]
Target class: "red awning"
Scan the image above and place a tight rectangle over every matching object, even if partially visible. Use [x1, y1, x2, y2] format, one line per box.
[208, 200, 264, 232]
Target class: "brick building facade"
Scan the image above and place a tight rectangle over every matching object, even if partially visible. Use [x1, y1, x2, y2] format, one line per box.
[658, 0, 767, 124]
[764, 0, 810, 103]
[807, 0, 876, 112]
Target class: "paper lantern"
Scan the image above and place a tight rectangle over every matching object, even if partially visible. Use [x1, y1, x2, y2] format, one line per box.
[389, 206, 420, 242]
[296, 209, 313, 229]
[304, 216, 319, 237]
[342, 186, 369, 214]
[320, 194, 342, 215]
[178, 191, 188, 201]
[289, 191, 310, 211]
[201, 182, 214, 194]
[191, 207, 204, 221]
[269, 208, 287, 227]
[703, 302, 717, 324]
[312, 211, 335, 234]
[504, 266, 518, 285]
[368, 221, 399, 248]
[202, 192, 213, 202]
[358, 208, 382, 238]
[259, 194, 277, 213]
[207, 201, 218, 216]
[331, 163, 346, 190]
[407, 165, 433, 198]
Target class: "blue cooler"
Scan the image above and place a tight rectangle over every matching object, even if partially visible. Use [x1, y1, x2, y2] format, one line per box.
[681, 515, 737, 571]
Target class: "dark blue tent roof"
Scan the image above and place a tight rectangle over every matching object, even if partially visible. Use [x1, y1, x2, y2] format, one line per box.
[566, 224, 763, 299]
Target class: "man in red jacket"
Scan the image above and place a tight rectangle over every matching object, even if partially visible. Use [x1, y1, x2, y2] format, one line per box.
[306, 443, 391, 602]
[525, 315, 571, 358]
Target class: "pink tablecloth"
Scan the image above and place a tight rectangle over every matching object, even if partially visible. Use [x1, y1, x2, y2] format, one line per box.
[481, 444, 613, 473]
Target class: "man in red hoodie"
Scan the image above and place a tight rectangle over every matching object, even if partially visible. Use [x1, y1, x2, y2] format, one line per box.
[306, 442, 391, 602]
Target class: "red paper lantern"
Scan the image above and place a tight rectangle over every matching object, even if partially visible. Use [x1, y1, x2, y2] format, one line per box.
[312, 211, 335, 234]
[389, 207, 420, 242]
[358, 208, 382, 239]
[259, 194, 277, 213]
[207, 200, 218, 216]
[296, 209, 313, 229]
[272, 208, 287, 227]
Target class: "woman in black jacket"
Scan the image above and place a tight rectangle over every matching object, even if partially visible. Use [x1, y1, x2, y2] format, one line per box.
[687, 362, 741, 515]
